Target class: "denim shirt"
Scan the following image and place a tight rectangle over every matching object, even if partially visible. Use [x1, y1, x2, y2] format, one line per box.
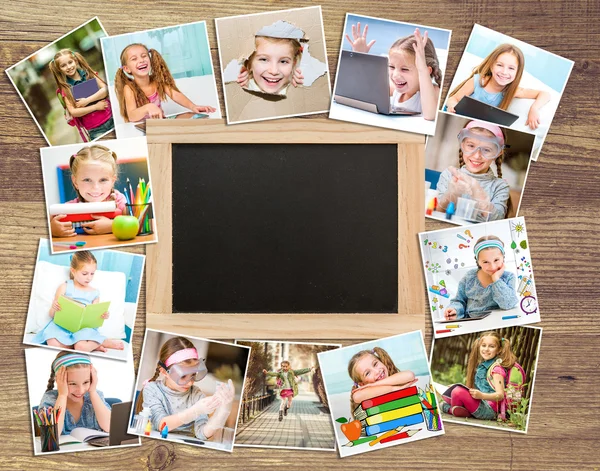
[39, 389, 111, 434]
[66, 68, 88, 87]
[474, 358, 497, 394]
[448, 268, 519, 319]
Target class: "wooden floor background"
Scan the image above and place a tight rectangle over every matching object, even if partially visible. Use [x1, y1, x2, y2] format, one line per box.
[1, 1, 599, 469]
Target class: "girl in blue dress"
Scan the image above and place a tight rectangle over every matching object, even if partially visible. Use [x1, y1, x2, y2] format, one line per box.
[446, 43, 550, 130]
[33, 251, 122, 352]
[40, 351, 112, 435]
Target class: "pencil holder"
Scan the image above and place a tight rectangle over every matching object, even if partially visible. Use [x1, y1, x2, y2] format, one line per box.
[125, 203, 154, 236]
[40, 423, 60, 452]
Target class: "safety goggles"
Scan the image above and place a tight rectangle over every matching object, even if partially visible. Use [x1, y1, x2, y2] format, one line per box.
[160, 358, 208, 386]
[457, 129, 505, 160]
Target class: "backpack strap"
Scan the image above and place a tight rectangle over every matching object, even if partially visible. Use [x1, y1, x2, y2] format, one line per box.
[486, 358, 507, 420]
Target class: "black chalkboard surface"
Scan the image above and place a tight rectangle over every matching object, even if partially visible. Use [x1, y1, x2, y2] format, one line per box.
[172, 143, 398, 313]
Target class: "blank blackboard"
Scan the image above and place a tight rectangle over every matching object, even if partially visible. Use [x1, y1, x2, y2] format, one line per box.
[171, 143, 398, 313]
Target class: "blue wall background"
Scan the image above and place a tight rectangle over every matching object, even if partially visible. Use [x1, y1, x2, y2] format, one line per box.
[319, 331, 430, 395]
[465, 25, 572, 93]
[102, 22, 214, 86]
[38, 239, 144, 303]
[343, 15, 451, 56]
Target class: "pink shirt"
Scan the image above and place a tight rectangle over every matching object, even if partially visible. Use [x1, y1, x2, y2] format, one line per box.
[143, 90, 163, 120]
[487, 365, 507, 412]
[66, 188, 127, 214]
[60, 70, 113, 130]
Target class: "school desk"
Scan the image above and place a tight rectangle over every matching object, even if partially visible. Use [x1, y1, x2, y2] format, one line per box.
[34, 436, 90, 454]
[34, 436, 139, 455]
[329, 101, 437, 136]
[142, 430, 232, 451]
[433, 306, 541, 339]
[50, 233, 156, 252]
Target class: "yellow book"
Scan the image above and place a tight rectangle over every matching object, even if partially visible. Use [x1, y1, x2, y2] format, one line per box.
[365, 403, 423, 426]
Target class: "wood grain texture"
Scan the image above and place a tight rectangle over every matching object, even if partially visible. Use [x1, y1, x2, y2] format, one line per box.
[1, 0, 599, 469]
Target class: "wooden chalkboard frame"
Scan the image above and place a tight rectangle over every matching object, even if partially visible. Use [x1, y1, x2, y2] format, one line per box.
[146, 118, 425, 339]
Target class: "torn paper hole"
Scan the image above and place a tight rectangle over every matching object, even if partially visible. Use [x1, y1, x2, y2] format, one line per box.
[223, 20, 327, 97]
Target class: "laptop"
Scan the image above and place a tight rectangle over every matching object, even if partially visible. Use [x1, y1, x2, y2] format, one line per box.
[88, 401, 139, 447]
[434, 310, 492, 323]
[454, 96, 519, 126]
[72, 79, 100, 100]
[334, 50, 421, 116]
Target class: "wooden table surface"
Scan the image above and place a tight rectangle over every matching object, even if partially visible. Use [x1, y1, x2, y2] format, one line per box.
[1, 1, 599, 469]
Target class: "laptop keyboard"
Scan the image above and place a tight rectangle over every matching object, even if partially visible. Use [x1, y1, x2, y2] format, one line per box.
[88, 437, 110, 447]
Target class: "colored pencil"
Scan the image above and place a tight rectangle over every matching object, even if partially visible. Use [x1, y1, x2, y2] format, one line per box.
[369, 427, 404, 446]
[380, 428, 420, 444]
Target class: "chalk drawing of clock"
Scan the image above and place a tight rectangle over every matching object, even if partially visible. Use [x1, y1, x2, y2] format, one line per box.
[520, 295, 538, 314]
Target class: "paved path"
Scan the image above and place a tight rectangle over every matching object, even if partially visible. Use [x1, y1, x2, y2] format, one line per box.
[235, 392, 335, 449]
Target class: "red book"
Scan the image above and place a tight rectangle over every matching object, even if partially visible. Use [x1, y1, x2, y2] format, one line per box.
[59, 210, 122, 223]
[361, 386, 418, 410]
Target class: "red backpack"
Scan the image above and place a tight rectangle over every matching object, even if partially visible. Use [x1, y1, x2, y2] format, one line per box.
[486, 358, 526, 421]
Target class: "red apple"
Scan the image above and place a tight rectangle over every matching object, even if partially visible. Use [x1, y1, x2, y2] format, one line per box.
[340, 420, 362, 441]
[112, 215, 139, 240]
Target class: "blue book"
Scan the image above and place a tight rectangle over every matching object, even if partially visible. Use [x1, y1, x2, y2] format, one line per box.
[362, 412, 424, 436]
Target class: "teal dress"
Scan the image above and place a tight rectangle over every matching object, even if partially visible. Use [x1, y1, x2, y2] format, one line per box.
[470, 74, 505, 107]
[472, 358, 505, 420]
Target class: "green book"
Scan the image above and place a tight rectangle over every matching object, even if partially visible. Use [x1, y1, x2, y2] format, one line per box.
[54, 296, 109, 333]
[366, 394, 421, 416]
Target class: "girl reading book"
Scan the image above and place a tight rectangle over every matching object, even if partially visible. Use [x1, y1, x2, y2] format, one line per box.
[40, 351, 112, 435]
[33, 251, 123, 352]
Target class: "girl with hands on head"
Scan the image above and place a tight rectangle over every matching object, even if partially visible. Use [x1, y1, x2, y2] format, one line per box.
[33, 251, 123, 352]
[40, 352, 112, 436]
[444, 236, 518, 321]
[345, 23, 442, 120]
[136, 336, 235, 440]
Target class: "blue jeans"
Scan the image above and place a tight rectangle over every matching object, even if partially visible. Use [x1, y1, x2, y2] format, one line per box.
[89, 117, 114, 140]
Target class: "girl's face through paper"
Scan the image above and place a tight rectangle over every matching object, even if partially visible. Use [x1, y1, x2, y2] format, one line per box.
[249, 37, 296, 94]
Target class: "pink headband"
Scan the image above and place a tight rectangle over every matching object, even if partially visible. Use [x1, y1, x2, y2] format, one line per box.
[465, 120, 505, 147]
[164, 348, 198, 368]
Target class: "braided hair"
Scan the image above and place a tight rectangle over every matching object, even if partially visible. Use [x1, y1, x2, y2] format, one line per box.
[46, 351, 90, 392]
[457, 126, 513, 217]
[134, 336, 197, 414]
